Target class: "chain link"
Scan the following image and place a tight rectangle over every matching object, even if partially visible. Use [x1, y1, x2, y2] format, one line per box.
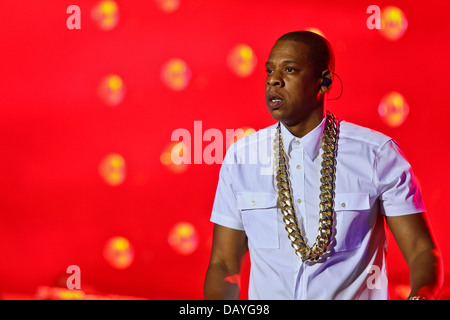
[275, 111, 340, 262]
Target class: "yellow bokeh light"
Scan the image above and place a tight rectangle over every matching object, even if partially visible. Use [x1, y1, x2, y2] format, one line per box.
[113, 237, 130, 250]
[227, 44, 257, 78]
[60, 290, 85, 300]
[241, 127, 256, 138]
[161, 59, 191, 91]
[108, 75, 122, 90]
[160, 141, 189, 173]
[394, 284, 411, 300]
[98, 74, 126, 107]
[226, 127, 256, 151]
[168, 222, 199, 255]
[99, 153, 126, 186]
[91, 1, 120, 31]
[155, 0, 180, 13]
[378, 91, 410, 128]
[379, 6, 408, 41]
[160, 151, 172, 166]
[103, 236, 135, 270]
[304, 27, 326, 38]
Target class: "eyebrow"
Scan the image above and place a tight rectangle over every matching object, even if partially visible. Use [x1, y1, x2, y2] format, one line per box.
[265, 60, 300, 66]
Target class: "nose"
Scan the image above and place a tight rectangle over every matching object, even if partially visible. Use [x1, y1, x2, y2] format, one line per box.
[266, 72, 284, 87]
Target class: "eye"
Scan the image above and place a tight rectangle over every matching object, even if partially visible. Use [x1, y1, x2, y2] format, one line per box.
[285, 67, 296, 73]
[265, 68, 274, 74]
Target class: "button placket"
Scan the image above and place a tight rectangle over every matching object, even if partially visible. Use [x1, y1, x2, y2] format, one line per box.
[289, 141, 305, 227]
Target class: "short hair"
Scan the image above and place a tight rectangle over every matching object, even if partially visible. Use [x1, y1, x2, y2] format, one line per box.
[277, 31, 335, 75]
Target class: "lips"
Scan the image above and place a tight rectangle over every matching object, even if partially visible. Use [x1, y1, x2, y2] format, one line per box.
[266, 92, 284, 110]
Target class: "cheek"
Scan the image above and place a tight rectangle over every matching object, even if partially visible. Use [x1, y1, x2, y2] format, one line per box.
[286, 82, 307, 100]
[295, 79, 320, 98]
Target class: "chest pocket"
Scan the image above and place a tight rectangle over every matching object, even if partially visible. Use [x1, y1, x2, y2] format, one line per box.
[237, 192, 279, 249]
[333, 193, 371, 252]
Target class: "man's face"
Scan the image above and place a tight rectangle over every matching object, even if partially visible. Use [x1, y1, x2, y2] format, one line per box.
[265, 40, 322, 126]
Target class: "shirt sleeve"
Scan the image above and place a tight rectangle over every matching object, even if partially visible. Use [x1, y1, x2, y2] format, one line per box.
[375, 139, 426, 216]
[210, 145, 245, 230]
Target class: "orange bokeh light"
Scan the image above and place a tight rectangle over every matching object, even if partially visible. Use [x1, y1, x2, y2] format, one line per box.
[238, 127, 256, 139]
[161, 59, 192, 91]
[103, 236, 135, 270]
[304, 27, 326, 38]
[378, 91, 410, 128]
[379, 6, 408, 41]
[155, 0, 180, 13]
[98, 74, 126, 107]
[99, 153, 126, 186]
[91, 1, 120, 31]
[160, 141, 189, 173]
[227, 44, 257, 78]
[168, 222, 199, 255]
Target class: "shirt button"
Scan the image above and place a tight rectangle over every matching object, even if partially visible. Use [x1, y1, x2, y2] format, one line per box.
[252, 200, 256, 206]
[294, 141, 300, 145]
[341, 202, 346, 208]
[297, 199, 302, 204]
[296, 165, 302, 170]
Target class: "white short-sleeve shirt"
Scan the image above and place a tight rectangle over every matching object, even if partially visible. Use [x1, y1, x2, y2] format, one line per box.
[210, 118, 425, 300]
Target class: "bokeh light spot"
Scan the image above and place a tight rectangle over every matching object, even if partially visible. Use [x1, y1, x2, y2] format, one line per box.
[161, 59, 192, 91]
[240, 127, 256, 138]
[394, 284, 411, 300]
[227, 44, 257, 77]
[168, 222, 199, 255]
[155, 0, 180, 13]
[160, 141, 189, 173]
[98, 74, 126, 107]
[379, 6, 408, 41]
[103, 236, 135, 270]
[91, 1, 120, 31]
[378, 91, 410, 128]
[304, 27, 326, 38]
[99, 153, 126, 186]
[225, 127, 256, 151]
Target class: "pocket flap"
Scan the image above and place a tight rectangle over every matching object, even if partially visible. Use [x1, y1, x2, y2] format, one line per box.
[335, 193, 370, 211]
[237, 192, 277, 210]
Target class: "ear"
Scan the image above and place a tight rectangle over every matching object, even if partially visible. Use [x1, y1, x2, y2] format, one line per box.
[319, 69, 332, 94]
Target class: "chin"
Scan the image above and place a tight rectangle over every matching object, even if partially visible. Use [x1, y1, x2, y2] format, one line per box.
[270, 110, 290, 123]
[268, 109, 287, 123]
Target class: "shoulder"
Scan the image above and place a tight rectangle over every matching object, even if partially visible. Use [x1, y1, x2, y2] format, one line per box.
[338, 120, 392, 149]
[221, 123, 277, 165]
[230, 123, 277, 152]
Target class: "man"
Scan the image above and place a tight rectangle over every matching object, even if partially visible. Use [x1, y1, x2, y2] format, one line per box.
[204, 31, 443, 300]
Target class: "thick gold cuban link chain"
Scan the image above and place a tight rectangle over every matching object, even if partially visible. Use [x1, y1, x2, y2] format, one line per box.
[275, 111, 340, 262]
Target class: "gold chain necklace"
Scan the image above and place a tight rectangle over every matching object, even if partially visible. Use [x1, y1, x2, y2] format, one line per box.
[275, 111, 340, 262]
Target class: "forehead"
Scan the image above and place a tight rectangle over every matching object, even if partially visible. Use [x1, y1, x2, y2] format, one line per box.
[267, 40, 311, 65]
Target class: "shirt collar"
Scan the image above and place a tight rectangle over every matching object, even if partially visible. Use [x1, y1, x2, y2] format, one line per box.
[279, 117, 326, 160]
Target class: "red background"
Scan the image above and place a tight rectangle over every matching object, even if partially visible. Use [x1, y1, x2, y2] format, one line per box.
[0, 0, 449, 299]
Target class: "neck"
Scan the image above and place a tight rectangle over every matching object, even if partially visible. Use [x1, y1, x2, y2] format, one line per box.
[281, 107, 325, 138]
